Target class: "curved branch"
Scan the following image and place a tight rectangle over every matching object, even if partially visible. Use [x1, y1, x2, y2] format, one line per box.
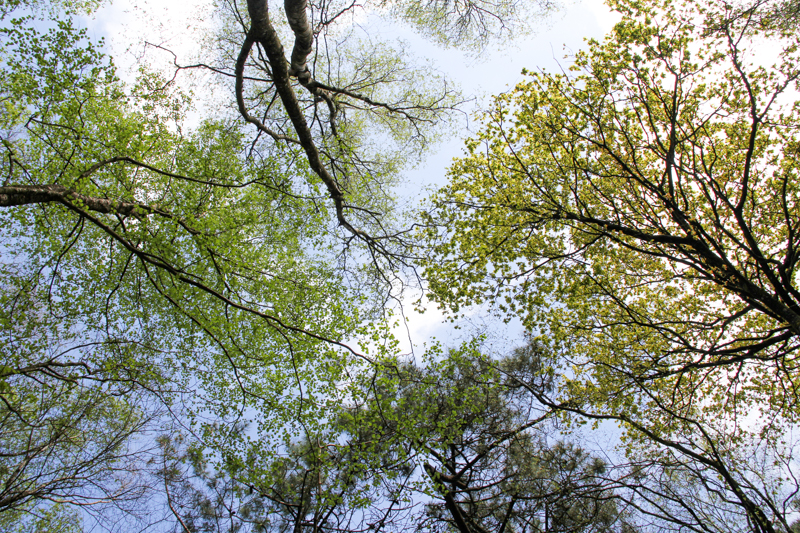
[284, 0, 314, 82]
[244, 0, 366, 238]
[236, 36, 302, 146]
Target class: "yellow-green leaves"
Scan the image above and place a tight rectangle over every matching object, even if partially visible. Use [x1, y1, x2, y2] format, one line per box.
[421, 0, 800, 480]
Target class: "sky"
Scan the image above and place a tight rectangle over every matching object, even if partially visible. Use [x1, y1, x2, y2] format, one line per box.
[80, 0, 621, 355]
[82, 0, 619, 140]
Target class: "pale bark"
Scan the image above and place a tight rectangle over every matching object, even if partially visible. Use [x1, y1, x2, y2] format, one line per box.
[0, 184, 154, 217]
[284, 0, 314, 83]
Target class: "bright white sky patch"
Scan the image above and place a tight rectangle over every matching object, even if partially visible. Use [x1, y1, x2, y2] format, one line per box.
[82, 0, 215, 76]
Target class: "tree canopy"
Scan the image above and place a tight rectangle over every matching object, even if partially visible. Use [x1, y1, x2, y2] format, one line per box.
[423, 0, 800, 530]
[4, 0, 800, 531]
[0, 0, 556, 529]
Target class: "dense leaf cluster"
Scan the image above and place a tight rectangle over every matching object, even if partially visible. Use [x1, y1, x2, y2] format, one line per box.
[422, 0, 800, 531]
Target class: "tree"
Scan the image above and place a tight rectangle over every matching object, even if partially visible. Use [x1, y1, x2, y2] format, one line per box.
[399, 350, 630, 533]
[154, 428, 415, 533]
[422, 0, 800, 531]
[174, 0, 555, 264]
[0, 0, 557, 528]
[155, 344, 634, 533]
[0, 6, 359, 518]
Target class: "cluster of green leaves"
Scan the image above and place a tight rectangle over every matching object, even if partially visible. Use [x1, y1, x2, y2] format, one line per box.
[0, 1, 382, 523]
[0, 502, 82, 533]
[151, 341, 631, 533]
[424, 0, 800, 432]
[421, 0, 800, 530]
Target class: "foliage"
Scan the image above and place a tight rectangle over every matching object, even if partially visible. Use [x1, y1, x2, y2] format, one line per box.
[155, 428, 411, 533]
[179, 0, 557, 276]
[154, 343, 634, 533]
[397, 348, 630, 533]
[0, 0, 561, 529]
[422, 0, 800, 531]
[0, 2, 370, 524]
[382, 0, 557, 49]
[0, 502, 82, 533]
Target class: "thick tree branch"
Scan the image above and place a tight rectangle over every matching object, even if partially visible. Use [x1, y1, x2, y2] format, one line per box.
[235, 36, 302, 145]
[424, 463, 474, 533]
[244, 0, 368, 240]
[517, 200, 800, 337]
[284, 0, 314, 82]
[0, 184, 156, 217]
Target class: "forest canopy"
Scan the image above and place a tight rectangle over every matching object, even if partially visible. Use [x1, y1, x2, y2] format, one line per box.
[1, 0, 799, 532]
[423, 0, 800, 530]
